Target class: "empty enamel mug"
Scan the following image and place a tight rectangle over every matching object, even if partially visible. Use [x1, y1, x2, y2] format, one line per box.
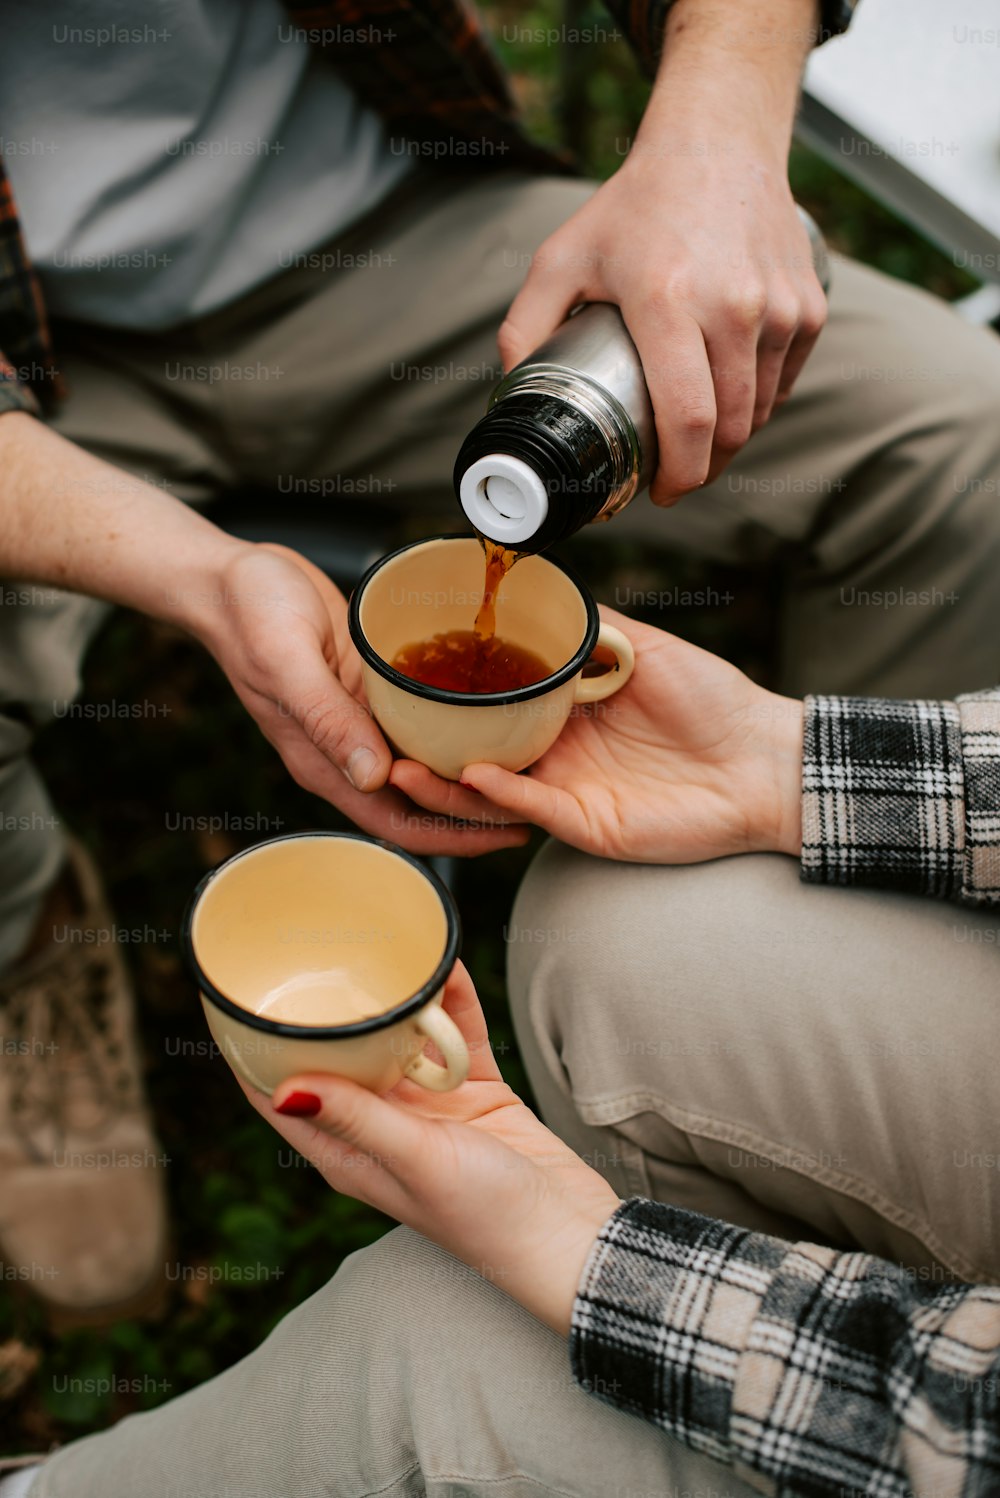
[183, 832, 467, 1095]
[348, 535, 635, 781]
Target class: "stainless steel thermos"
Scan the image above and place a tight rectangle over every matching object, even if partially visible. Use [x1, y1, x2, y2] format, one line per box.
[455, 207, 830, 553]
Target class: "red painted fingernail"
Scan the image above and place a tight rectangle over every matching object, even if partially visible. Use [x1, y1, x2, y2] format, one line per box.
[459, 775, 474, 788]
[275, 1090, 321, 1117]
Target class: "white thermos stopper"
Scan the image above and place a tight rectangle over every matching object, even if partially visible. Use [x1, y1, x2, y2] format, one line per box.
[458, 453, 550, 545]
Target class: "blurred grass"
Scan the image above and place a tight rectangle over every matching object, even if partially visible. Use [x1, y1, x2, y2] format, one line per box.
[1, 0, 986, 1452]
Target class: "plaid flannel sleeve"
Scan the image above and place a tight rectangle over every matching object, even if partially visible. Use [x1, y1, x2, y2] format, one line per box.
[605, 1, 857, 76]
[572, 1198, 1000, 1498]
[801, 690, 1000, 905]
[0, 173, 45, 417]
[0, 360, 40, 417]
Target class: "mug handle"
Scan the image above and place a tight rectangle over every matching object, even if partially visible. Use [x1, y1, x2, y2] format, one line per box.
[574, 623, 635, 704]
[405, 1000, 470, 1092]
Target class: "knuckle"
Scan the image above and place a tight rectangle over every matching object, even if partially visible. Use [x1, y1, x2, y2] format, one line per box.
[241, 637, 277, 682]
[725, 282, 768, 330]
[801, 289, 828, 339]
[675, 400, 716, 439]
[527, 231, 571, 274]
[496, 317, 521, 357]
[328, 1094, 366, 1149]
[713, 415, 753, 453]
[764, 296, 801, 344]
[671, 455, 713, 492]
[643, 281, 682, 322]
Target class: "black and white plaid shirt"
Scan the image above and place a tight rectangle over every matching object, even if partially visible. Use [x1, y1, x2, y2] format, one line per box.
[801, 690, 1000, 906]
[570, 688, 1000, 1496]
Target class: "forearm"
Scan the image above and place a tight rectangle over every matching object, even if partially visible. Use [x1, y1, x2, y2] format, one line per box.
[606, 0, 852, 77]
[634, 0, 817, 162]
[0, 412, 245, 639]
[571, 1198, 1000, 1495]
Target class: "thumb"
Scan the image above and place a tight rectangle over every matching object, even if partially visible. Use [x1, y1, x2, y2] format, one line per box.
[279, 644, 391, 792]
[272, 1072, 417, 1165]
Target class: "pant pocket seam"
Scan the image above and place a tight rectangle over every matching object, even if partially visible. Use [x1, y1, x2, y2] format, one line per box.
[575, 1090, 990, 1284]
[356, 1460, 424, 1497]
[427, 1471, 613, 1497]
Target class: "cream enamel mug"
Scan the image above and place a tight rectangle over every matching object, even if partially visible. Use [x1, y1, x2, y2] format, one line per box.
[183, 832, 467, 1096]
[347, 536, 635, 781]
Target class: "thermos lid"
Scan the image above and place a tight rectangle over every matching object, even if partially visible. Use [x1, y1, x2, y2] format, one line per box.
[458, 453, 550, 545]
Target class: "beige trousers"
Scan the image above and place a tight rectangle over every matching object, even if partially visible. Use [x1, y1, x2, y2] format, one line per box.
[14, 166, 1000, 1498]
[3, 166, 1000, 966]
[33, 1223, 761, 1498]
[31, 855, 1000, 1496]
[507, 847, 1000, 1286]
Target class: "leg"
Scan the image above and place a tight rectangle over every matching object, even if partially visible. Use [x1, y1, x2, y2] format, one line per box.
[507, 841, 1000, 1284]
[49, 176, 1000, 702]
[32, 1225, 761, 1498]
[195, 181, 1000, 699]
[63, 174, 1000, 702]
[0, 589, 106, 970]
[115, 169, 601, 519]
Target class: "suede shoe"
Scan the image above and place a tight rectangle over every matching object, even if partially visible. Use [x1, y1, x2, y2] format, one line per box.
[0, 840, 168, 1326]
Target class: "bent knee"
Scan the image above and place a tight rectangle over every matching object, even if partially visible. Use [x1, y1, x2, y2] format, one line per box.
[506, 845, 786, 1102]
[507, 842, 1000, 1119]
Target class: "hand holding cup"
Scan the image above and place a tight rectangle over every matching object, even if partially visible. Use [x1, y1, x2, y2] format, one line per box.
[348, 536, 634, 782]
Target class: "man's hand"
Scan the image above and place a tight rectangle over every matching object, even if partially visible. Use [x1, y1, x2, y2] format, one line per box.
[500, 0, 827, 504]
[186, 543, 529, 854]
[241, 962, 621, 1337]
[0, 414, 527, 855]
[391, 608, 804, 864]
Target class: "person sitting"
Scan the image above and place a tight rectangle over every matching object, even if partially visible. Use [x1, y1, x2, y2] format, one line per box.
[6, 610, 998, 1498]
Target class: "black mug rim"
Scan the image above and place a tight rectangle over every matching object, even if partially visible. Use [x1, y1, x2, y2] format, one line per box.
[182, 831, 462, 1039]
[347, 533, 600, 706]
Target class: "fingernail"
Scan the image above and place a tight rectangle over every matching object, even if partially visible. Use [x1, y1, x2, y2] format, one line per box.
[345, 747, 376, 790]
[275, 1090, 321, 1118]
[459, 775, 474, 788]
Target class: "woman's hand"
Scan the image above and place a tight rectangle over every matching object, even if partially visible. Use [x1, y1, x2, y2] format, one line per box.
[190, 543, 529, 857]
[240, 963, 620, 1336]
[390, 608, 804, 865]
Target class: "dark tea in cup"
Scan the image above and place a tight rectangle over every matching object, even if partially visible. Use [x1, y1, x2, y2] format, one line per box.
[391, 630, 551, 694]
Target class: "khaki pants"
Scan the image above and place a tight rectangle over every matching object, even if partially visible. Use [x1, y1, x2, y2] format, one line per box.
[33, 1224, 762, 1498]
[31, 853, 1000, 1498]
[508, 847, 1000, 1286]
[3, 166, 1000, 966]
[15, 165, 1000, 1498]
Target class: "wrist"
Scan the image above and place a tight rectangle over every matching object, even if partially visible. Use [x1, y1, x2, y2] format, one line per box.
[640, 68, 796, 166]
[765, 694, 805, 857]
[503, 1186, 621, 1338]
[0, 413, 250, 633]
[156, 532, 257, 649]
[626, 83, 793, 181]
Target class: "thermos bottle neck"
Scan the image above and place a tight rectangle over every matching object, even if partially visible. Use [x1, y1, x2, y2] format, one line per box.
[455, 206, 830, 553]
